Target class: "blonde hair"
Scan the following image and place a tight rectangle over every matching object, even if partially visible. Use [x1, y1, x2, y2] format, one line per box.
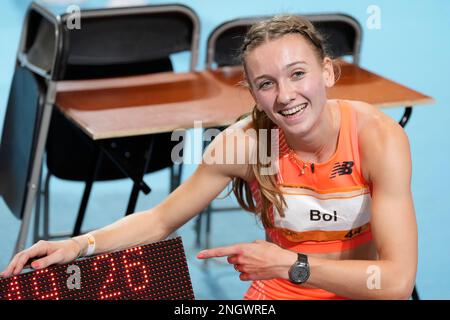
[232, 15, 339, 228]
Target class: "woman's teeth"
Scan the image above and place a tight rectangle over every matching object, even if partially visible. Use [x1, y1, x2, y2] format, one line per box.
[279, 103, 307, 117]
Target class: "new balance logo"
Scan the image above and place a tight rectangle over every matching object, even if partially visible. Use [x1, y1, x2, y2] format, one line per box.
[330, 161, 354, 179]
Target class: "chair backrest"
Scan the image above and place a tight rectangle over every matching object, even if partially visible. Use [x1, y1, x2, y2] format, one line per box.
[0, 66, 45, 218]
[17, 3, 58, 79]
[19, 2, 200, 80]
[206, 13, 362, 69]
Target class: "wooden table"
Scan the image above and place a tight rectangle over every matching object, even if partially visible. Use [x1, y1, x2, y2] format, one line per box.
[55, 62, 434, 140]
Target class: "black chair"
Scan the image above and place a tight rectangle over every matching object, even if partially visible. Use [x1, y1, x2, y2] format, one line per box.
[2, 2, 200, 253]
[206, 13, 361, 69]
[0, 67, 40, 220]
[0, 65, 51, 255]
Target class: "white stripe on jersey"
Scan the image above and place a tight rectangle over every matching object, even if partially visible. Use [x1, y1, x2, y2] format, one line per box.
[274, 187, 372, 232]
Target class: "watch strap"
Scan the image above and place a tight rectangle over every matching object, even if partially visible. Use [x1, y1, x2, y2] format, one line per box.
[297, 253, 308, 265]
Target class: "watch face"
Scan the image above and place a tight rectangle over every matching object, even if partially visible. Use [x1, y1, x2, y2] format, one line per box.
[289, 263, 310, 284]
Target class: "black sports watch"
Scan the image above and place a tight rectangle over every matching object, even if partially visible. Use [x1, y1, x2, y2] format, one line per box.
[288, 253, 310, 284]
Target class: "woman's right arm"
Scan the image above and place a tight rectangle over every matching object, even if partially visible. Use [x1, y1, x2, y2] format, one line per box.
[1, 125, 253, 277]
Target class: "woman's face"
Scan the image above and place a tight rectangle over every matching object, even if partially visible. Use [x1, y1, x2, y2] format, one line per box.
[245, 34, 334, 136]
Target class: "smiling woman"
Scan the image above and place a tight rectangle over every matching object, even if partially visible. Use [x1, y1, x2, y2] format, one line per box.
[1, 15, 417, 301]
[221, 15, 417, 300]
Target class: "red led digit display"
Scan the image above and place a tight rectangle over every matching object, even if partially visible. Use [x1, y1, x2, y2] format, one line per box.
[122, 247, 148, 294]
[5, 277, 21, 300]
[0, 237, 194, 300]
[94, 254, 121, 299]
[32, 270, 59, 300]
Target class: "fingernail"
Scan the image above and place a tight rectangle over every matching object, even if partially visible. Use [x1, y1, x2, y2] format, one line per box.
[197, 252, 205, 259]
[32, 262, 39, 269]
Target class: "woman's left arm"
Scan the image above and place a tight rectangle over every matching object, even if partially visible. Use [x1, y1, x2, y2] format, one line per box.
[198, 116, 418, 300]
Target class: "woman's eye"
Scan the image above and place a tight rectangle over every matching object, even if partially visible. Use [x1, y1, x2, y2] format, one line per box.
[258, 81, 273, 90]
[292, 71, 305, 79]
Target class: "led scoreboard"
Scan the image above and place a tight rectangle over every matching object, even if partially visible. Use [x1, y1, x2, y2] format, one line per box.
[0, 237, 195, 300]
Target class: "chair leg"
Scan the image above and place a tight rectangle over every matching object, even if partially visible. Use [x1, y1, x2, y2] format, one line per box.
[412, 285, 420, 300]
[194, 137, 211, 248]
[72, 150, 103, 237]
[194, 213, 203, 247]
[177, 164, 183, 187]
[33, 166, 43, 242]
[205, 204, 212, 250]
[202, 204, 214, 267]
[72, 179, 95, 236]
[14, 164, 46, 256]
[170, 164, 183, 192]
[194, 204, 213, 249]
[43, 171, 51, 240]
[126, 182, 141, 215]
[170, 166, 175, 192]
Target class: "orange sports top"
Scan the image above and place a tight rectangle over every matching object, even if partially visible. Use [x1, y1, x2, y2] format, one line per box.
[245, 100, 373, 300]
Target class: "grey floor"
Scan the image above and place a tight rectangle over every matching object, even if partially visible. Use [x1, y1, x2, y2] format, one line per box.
[1, 0, 450, 300]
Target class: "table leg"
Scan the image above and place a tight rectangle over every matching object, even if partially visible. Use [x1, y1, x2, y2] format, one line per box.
[72, 148, 104, 236]
[98, 140, 152, 196]
[399, 106, 412, 128]
[125, 137, 155, 215]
